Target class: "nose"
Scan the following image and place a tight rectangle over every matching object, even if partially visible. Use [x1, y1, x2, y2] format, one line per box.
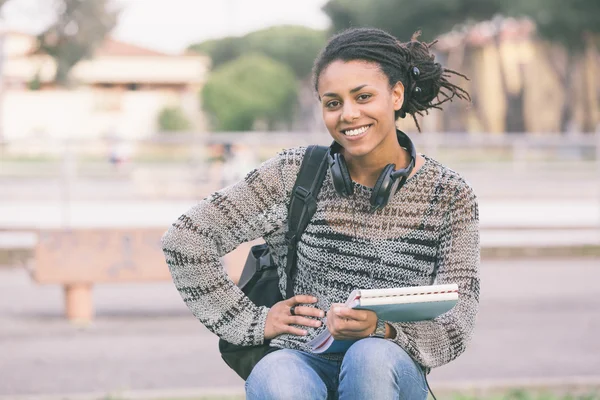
[340, 103, 360, 122]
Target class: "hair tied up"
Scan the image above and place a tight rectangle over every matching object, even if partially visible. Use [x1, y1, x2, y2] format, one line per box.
[312, 27, 471, 131]
[399, 33, 471, 130]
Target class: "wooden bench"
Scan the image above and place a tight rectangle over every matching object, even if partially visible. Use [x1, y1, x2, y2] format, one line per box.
[32, 228, 254, 322]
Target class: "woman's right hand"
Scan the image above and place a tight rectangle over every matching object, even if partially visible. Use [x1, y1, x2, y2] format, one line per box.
[264, 295, 325, 340]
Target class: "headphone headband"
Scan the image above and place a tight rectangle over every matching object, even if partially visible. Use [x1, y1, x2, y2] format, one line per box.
[328, 129, 416, 211]
[390, 130, 417, 179]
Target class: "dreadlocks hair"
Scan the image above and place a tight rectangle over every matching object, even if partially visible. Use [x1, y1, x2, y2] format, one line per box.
[312, 27, 471, 132]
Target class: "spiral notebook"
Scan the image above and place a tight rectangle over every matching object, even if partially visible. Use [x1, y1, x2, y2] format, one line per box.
[308, 283, 459, 354]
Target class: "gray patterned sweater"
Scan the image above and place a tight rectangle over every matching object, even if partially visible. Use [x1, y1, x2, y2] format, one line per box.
[161, 146, 480, 369]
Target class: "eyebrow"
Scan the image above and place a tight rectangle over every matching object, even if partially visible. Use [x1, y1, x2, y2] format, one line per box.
[322, 84, 369, 98]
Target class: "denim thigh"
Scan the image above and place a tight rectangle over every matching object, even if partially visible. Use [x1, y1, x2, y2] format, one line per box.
[245, 349, 339, 400]
[338, 338, 428, 400]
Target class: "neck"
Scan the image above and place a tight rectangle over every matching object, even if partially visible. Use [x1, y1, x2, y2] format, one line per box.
[342, 132, 411, 188]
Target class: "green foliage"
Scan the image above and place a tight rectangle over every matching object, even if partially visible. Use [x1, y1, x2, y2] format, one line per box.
[37, 0, 119, 86]
[90, 391, 600, 400]
[189, 25, 326, 78]
[157, 107, 191, 132]
[322, 0, 504, 42]
[505, 0, 600, 51]
[189, 36, 245, 70]
[27, 72, 42, 91]
[451, 391, 600, 400]
[453, 390, 600, 400]
[243, 26, 327, 78]
[201, 54, 298, 131]
[321, 0, 599, 49]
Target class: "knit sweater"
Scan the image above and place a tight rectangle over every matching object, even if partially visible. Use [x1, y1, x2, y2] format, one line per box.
[161, 146, 480, 369]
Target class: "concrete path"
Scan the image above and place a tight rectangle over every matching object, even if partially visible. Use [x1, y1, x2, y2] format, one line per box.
[1, 199, 599, 230]
[1, 258, 599, 397]
[2, 199, 599, 254]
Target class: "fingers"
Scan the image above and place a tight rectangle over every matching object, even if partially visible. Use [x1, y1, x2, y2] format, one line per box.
[286, 294, 318, 306]
[265, 308, 311, 339]
[267, 316, 310, 337]
[265, 295, 324, 339]
[326, 306, 377, 339]
[279, 324, 309, 337]
[288, 315, 322, 329]
[289, 305, 325, 319]
[337, 318, 368, 332]
[332, 305, 370, 321]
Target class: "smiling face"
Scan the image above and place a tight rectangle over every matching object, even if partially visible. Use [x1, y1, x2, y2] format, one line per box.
[317, 60, 405, 160]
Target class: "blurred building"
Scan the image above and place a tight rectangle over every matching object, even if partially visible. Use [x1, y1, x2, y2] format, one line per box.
[1, 31, 210, 141]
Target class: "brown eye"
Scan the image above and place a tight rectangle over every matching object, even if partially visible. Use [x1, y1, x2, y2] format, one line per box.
[357, 94, 371, 101]
[326, 100, 341, 109]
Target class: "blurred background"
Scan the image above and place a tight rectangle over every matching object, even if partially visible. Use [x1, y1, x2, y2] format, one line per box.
[0, 0, 598, 399]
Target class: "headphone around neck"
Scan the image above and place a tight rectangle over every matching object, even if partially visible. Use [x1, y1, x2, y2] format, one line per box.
[328, 130, 417, 212]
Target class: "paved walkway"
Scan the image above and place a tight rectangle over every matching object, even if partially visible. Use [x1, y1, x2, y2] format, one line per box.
[1, 199, 599, 230]
[1, 258, 599, 397]
[2, 199, 599, 253]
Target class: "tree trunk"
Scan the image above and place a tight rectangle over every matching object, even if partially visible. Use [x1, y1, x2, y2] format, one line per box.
[494, 35, 526, 134]
[581, 58, 593, 133]
[559, 53, 575, 133]
[443, 42, 487, 133]
[581, 33, 598, 133]
[55, 58, 73, 88]
[543, 43, 575, 134]
[504, 64, 526, 134]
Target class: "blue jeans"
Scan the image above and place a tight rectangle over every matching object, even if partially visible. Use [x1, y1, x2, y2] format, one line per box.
[245, 338, 428, 400]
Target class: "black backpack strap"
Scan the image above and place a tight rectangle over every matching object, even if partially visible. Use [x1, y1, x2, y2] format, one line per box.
[284, 145, 329, 299]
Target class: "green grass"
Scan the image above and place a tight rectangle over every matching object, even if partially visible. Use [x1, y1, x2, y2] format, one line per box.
[97, 390, 600, 400]
[449, 390, 600, 400]
[100, 397, 244, 400]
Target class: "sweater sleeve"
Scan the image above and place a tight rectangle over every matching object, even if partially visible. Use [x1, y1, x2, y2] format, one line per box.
[161, 148, 303, 346]
[389, 181, 480, 369]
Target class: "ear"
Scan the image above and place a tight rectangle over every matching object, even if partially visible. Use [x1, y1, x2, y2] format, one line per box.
[392, 81, 405, 111]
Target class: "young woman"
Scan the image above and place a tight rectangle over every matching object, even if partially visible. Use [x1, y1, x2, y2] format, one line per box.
[162, 28, 479, 400]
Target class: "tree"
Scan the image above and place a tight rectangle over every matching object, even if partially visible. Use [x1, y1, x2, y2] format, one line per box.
[37, 0, 119, 86]
[201, 54, 298, 131]
[243, 26, 327, 79]
[506, 0, 600, 132]
[323, 0, 504, 42]
[189, 25, 326, 79]
[157, 107, 191, 132]
[189, 36, 244, 70]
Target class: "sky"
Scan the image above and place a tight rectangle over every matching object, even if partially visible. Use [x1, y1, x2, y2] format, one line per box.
[1, 0, 331, 54]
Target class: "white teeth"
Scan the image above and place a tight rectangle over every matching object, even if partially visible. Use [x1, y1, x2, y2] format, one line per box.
[344, 125, 370, 136]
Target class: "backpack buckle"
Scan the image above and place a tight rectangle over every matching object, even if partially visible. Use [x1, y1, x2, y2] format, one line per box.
[294, 186, 311, 202]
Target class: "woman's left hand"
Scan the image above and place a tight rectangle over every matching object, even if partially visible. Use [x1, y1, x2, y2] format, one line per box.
[326, 303, 378, 340]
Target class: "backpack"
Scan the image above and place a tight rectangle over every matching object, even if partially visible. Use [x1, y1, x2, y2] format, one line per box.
[218, 145, 329, 380]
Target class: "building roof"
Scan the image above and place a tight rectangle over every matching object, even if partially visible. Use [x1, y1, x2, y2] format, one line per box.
[5, 31, 173, 58]
[2, 31, 210, 85]
[94, 38, 170, 57]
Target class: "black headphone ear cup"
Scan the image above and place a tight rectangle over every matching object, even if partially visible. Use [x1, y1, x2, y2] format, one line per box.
[330, 152, 354, 197]
[370, 164, 396, 210]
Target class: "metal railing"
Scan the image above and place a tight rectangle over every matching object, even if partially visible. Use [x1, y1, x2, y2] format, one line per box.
[1, 131, 599, 202]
